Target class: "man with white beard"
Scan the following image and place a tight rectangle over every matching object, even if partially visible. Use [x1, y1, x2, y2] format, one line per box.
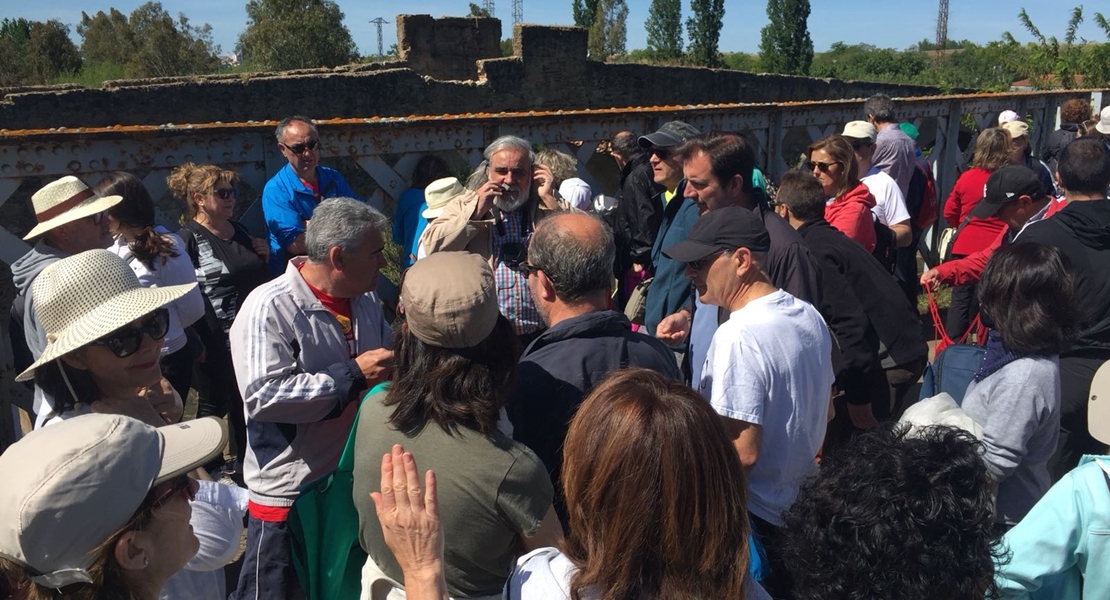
[421, 135, 571, 344]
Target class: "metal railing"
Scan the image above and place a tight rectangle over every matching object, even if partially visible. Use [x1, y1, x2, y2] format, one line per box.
[0, 89, 1103, 265]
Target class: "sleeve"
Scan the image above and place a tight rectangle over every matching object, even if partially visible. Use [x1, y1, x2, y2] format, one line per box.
[496, 449, 554, 538]
[996, 464, 1094, 598]
[177, 226, 201, 268]
[817, 264, 876, 405]
[624, 168, 663, 266]
[229, 297, 365, 424]
[707, 329, 769, 424]
[826, 203, 876, 253]
[419, 193, 491, 256]
[973, 365, 1057, 482]
[162, 233, 205, 329]
[872, 140, 913, 196]
[329, 171, 363, 202]
[773, 241, 821, 307]
[183, 480, 249, 571]
[934, 229, 1004, 286]
[943, 177, 963, 224]
[262, 179, 307, 252]
[883, 182, 911, 225]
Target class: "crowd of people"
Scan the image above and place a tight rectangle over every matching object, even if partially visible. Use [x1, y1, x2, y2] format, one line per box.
[2, 95, 1110, 600]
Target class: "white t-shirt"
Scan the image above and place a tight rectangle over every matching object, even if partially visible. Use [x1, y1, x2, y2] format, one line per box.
[509, 547, 771, 600]
[698, 290, 834, 526]
[862, 167, 910, 227]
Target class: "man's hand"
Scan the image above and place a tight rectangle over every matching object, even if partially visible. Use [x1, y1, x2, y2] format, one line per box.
[142, 378, 184, 424]
[532, 164, 559, 209]
[920, 268, 941, 289]
[252, 237, 270, 261]
[655, 310, 691, 345]
[473, 181, 503, 220]
[632, 262, 644, 274]
[356, 348, 395, 386]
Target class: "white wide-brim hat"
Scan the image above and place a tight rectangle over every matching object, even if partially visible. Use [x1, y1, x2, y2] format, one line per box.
[16, 249, 197, 381]
[422, 176, 472, 220]
[0, 413, 226, 589]
[1096, 106, 1110, 136]
[24, 176, 122, 240]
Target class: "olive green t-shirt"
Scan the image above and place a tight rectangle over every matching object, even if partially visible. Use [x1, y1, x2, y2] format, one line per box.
[352, 393, 554, 597]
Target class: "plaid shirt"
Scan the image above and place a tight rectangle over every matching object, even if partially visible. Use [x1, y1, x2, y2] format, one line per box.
[492, 209, 543, 334]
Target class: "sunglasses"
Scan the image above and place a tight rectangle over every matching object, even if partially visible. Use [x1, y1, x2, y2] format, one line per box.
[149, 475, 196, 511]
[808, 160, 837, 174]
[280, 139, 319, 155]
[688, 248, 732, 271]
[90, 308, 170, 358]
[651, 146, 672, 160]
[213, 188, 236, 200]
[500, 241, 529, 270]
[518, 261, 542, 277]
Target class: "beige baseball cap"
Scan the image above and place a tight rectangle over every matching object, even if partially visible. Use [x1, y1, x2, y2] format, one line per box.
[1002, 120, 1030, 139]
[842, 121, 877, 144]
[0, 414, 226, 589]
[401, 251, 499, 349]
[1089, 361, 1110, 446]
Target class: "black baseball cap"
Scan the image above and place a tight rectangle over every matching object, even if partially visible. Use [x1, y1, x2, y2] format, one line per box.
[970, 165, 1047, 219]
[663, 206, 771, 263]
[638, 120, 701, 149]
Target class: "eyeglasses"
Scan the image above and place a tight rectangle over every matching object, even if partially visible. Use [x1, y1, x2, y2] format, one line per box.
[90, 308, 170, 358]
[518, 261, 542, 277]
[280, 139, 319, 155]
[688, 248, 731, 271]
[148, 475, 196, 511]
[500, 241, 529, 271]
[808, 160, 837, 174]
[213, 188, 236, 200]
[651, 146, 672, 160]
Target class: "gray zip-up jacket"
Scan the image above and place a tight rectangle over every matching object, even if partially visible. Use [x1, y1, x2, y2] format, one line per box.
[230, 257, 391, 507]
[10, 240, 66, 422]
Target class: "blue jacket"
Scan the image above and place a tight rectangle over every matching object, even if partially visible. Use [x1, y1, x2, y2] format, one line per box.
[997, 455, 1110, 599]
[644, 183, 699, 337]
[262, 164, 361, 273]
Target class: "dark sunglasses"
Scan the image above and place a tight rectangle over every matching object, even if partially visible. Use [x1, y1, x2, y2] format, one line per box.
[807, 160, 837, 174]
[149, 475, 196, 510]
[500, 242, 529, 270]
[518, 261, 542, 277]
[213, 188, 236, 200]
[688, 248, 732, 271]
[651, 146, 672, 160]
[280, 139, 319, 155]
[90, 308, 170, 358]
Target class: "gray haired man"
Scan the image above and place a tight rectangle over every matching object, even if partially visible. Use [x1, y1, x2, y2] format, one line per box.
[229, 197, 393, 599]
[421, 135, 572, 343]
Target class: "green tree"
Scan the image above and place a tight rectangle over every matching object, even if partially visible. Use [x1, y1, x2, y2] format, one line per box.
[644, 0, 682, 61]
[687, 0, 724, 67]
[1002, 6, 1084, 89]
[467, 3, 492, 18]
[238, 0, 358, 71]
[77, 8, 136, 67]
[588, 0, 628, 59]
[127, 3, 220, 78]
[572, 0, 600, 29]
[27, 20, 82, 82]
[758, 0, 813, 75]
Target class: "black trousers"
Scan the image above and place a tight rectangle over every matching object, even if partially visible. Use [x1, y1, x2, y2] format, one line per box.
[945, 279, 980, 341]
[194, 337, 247, 467]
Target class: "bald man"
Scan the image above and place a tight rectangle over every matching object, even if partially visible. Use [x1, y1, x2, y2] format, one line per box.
[509, 212, 681, 523]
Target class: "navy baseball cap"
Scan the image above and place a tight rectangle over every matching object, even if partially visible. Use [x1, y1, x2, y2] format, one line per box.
[663, 206, 771, 263]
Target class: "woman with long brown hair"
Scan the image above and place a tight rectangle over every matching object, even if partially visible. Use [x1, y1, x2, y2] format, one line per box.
[807, 135, 877, 252]
[940, 128, 1011, 339]
[96, 172, 205, 400]
[365, 367, 767, 600]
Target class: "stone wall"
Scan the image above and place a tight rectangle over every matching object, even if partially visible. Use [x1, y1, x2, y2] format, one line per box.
[0, 18, 948, 131]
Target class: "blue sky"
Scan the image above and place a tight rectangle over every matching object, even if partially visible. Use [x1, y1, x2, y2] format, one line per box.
[10, 0, 1107, 57]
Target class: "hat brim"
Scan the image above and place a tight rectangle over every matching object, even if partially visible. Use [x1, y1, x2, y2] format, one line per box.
[663, 240, 723, 263]
[1097, 123, 1110, 135]
[23, 194, 122, 240]
[1088, 361, 1110, 445]
[16, 282, 198, 382]
[969, 199, 1005, 220]
[421, 207, 445, 220]
[155, 417, 228, 485]
[638, 132, 681, 148]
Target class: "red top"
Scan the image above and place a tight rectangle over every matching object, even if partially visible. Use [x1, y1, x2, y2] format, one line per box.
[943, 168, 1008, 256]
[297, 263, 356, 358]
[825, 181, 877, 252]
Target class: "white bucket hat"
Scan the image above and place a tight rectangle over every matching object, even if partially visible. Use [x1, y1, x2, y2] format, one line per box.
[1095, 106, 1110, 136]
[0, 413, 226, 589]
[16, 249, 197, 381]
[422, 177, 472, 220]
[23, 176, 122, 240]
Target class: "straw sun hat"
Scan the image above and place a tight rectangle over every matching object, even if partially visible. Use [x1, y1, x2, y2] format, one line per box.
[16, 249, 197, 382]
[422, 177, 472, 220]
[23, 176, 122, 240]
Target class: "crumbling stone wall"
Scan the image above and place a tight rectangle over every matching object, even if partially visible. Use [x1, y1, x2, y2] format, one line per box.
[0, 18, 947, 131]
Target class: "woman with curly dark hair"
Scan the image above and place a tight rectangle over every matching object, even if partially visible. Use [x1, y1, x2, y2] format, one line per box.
[781, 424, 1004, 600]
[961, 242, 1079, 526]
[96, 172, 204, 400]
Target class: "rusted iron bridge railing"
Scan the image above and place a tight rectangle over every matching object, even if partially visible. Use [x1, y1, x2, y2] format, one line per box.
[0, 89, 1104, 265]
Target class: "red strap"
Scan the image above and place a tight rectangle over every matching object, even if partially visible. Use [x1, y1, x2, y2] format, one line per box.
[926, 282, 982, 352]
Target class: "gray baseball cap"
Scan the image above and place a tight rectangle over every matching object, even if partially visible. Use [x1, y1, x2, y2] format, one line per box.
[639, 120, 701, 148]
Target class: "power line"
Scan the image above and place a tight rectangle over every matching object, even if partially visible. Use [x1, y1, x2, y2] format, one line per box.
[370, 17, 389, 58]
